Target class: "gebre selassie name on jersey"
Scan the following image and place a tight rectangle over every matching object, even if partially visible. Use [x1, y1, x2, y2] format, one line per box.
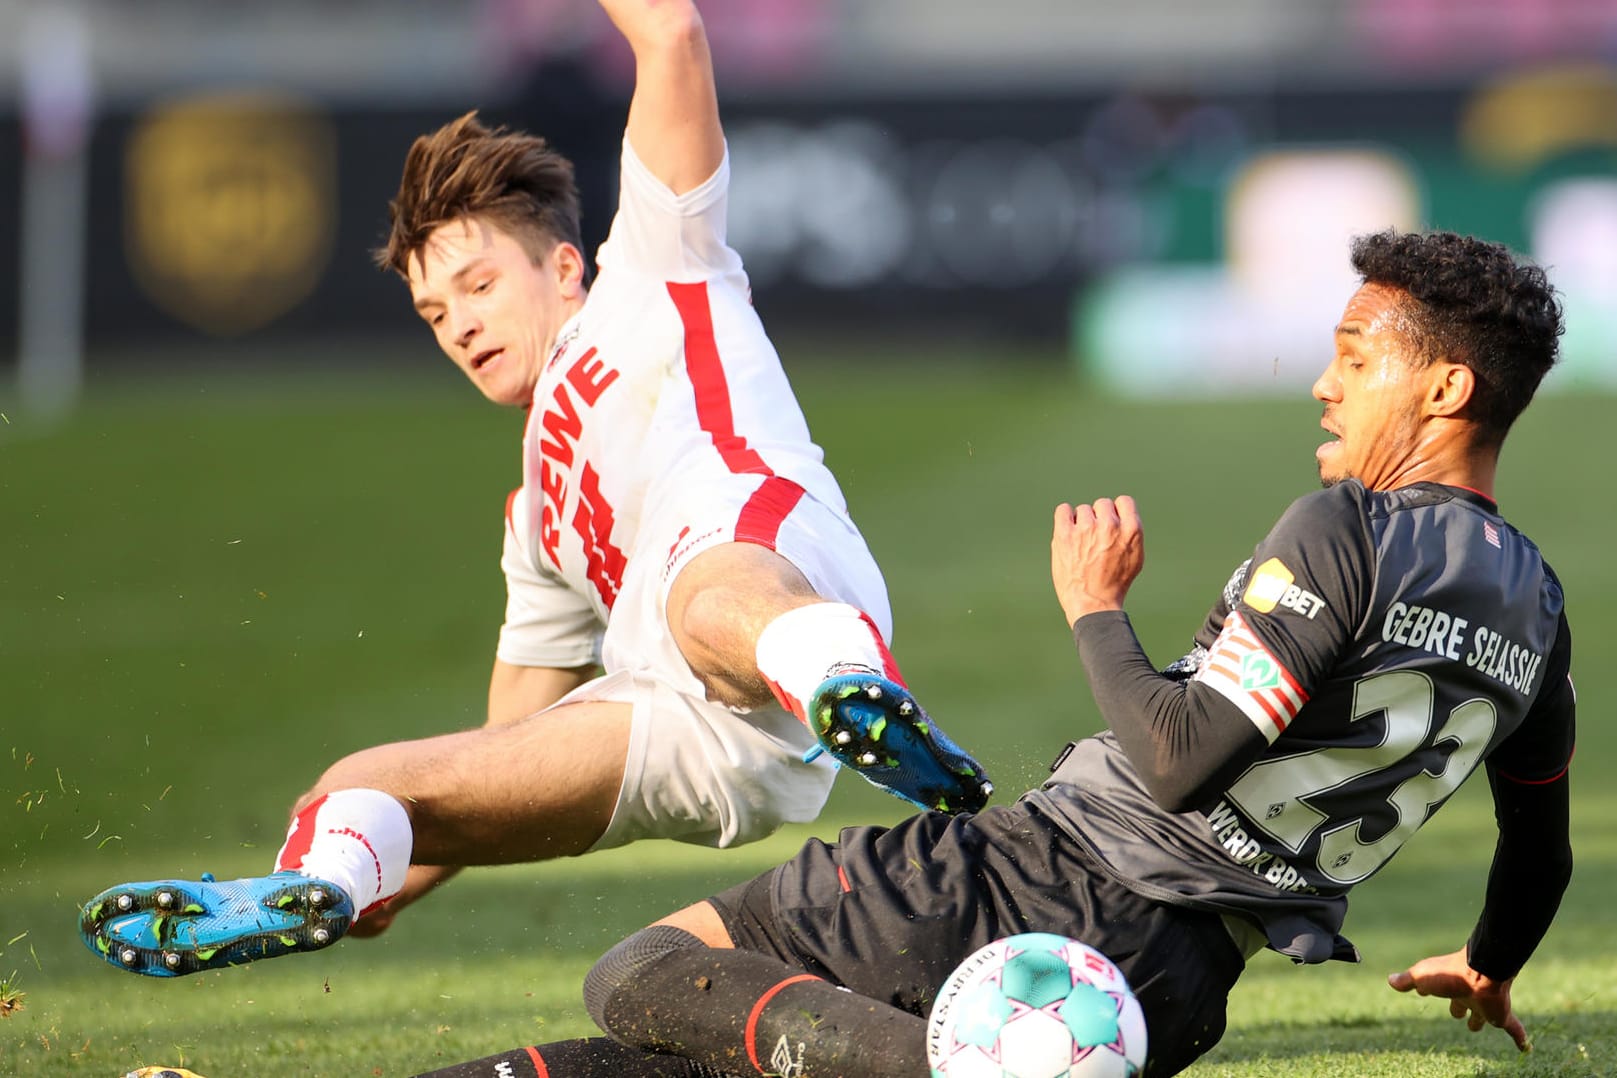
[1381, 601, 1544, 695]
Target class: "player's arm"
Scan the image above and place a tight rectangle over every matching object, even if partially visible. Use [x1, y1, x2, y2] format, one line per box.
[1052, 498, 1264, 809]
[1390, 612, 1574, 1051]
[1053, 487, 1372, 811]
[1070, 612, 1268, 810]
[597, 0, 723, 194]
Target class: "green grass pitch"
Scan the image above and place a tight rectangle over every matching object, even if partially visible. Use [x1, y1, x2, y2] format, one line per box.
[1, 350, 1613, 1075]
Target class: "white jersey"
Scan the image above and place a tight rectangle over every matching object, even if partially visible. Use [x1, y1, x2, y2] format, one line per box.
[495, 139, 854, 672]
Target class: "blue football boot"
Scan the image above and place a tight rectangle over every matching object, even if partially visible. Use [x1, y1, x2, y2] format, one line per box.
[80, 870, 352, 977]
[807, 674, 993, 813]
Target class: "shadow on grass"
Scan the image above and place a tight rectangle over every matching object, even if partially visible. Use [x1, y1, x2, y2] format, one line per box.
[1196, 1010, 1615, 1077]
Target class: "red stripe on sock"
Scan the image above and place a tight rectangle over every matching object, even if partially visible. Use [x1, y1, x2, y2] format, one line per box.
[855, 610, 905, 686]
[526, 1045, 549, 1078]
[734, 476, 806, 550]
[764, 674, 806, 723]
[356, 897, 390, 919]
[745, 974, 823, 1074]
[668, 281, 771, 476]
[275, 793, 328, 872]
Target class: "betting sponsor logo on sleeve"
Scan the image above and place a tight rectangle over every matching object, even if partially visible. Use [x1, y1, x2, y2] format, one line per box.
[1242, 558, 1326, 619]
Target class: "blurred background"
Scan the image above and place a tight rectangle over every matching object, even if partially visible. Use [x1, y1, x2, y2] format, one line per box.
[3, 0, 1617, 413]
[4, 3, 1617, 1074]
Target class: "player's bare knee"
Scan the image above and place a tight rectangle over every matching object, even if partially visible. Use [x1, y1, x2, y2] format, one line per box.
[583, 924, 705, 1038]
[671, 546, 817, 649]
[671, 577, 739, 654]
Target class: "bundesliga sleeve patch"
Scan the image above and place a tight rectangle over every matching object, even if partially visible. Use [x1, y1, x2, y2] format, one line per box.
[1192, 610, 1308, 740]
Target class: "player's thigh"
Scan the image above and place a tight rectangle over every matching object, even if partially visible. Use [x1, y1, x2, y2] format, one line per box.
[311, 697, 632, 861]
[583, 669, 836, 852]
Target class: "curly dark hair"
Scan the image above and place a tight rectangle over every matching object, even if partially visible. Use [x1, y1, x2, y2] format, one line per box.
[1350, 230, 1563, 446]
[375, 111, 584, 279]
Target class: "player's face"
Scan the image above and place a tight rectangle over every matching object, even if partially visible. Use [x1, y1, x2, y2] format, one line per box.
[407, 217, 584, 407]
[1312, 283, 1430, 489]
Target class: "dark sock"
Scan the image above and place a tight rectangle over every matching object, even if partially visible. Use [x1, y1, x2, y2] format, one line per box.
[600, 945, 928, 1078]
[409, 1036, 732, 1078]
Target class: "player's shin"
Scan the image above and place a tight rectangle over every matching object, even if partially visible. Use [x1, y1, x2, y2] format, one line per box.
[587, 926, 927, 1078]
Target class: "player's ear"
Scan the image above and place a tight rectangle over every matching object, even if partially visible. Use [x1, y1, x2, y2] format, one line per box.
[1425, 360, 1475, 419]
[552, 242, 587, 299]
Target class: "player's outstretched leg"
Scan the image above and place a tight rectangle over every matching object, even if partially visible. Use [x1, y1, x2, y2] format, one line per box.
[79, 871, 353, 977]
[808, 674, 993, 813]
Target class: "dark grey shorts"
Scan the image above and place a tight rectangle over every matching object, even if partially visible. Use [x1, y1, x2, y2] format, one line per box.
[707, 799, 1244, 1077]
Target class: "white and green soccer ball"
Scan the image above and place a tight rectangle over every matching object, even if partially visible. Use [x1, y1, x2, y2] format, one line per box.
[927, 933, 1147, 1078]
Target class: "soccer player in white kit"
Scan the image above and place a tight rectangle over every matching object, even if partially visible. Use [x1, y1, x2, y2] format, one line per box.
[78, 0, 990, 978]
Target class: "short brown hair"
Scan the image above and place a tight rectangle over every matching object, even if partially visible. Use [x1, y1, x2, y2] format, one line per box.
[375, 111, 584, 278]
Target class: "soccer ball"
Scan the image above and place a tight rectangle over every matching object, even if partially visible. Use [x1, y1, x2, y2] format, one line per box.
[927, 933, 1147, 1078]
[122, 1069, 208, 1078]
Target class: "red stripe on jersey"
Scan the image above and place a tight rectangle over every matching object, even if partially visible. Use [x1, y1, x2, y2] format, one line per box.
[504, 487, 520, 532]
[1270, 655, 1308, 704]
[1249, 687, 1287, 732]
[735, 476, 806, 549]
[837, 864, 852, 893]
[526, 1045, 550, 1077]
[746, 975, 823, 1073]
[274, 793, 327, 872]
[667, 281, 772, 476]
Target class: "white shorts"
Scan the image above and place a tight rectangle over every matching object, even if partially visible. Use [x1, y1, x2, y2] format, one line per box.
[568, 474, 891, 850]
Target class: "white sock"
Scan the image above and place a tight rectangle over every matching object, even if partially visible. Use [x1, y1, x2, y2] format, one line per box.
[274, 788, 412, 915]
[754, 602, 903, 721]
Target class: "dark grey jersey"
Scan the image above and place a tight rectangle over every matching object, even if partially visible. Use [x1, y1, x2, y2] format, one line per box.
[1032, 481, 1575, 962]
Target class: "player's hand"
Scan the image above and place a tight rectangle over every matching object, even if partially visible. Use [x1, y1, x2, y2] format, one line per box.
[1388, 948, 1530, 1052]
[1051, 496, 1144, 628]
[347, 863, 462, 939]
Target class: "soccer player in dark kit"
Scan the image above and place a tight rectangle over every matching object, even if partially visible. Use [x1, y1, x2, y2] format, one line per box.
[414, 230, 1574, 1078]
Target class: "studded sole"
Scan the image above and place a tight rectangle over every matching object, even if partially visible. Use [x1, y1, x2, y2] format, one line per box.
[80, 875, 351, 978]
[812, 678, 993, 813]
